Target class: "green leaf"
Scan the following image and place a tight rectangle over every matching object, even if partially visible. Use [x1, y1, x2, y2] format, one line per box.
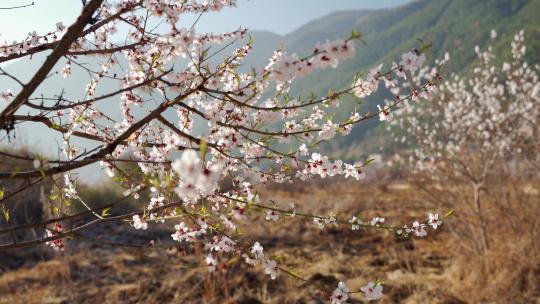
[350, 30, 362, 40]
[199, 138, 207, 162]
[349, 30, 367, 44]
[283, 94, 291, 105]
[51, 205, 60, 215]
[272, 255, 284, 262]
[50, 122, 62, 131]
[10, 166, 22, 178]
[112, 176, 127, 183]
[0, 189, 4, 201]
[326, 113, 335, 121]
[0, 204, 9, 223]
[234, 73, 241, 86]
[444, 210, 455, 218]
[419, 42, 433, 54]
[101, 207, 111, 217]
[364, 158, 375, 166]
[326, 89, 338, 102]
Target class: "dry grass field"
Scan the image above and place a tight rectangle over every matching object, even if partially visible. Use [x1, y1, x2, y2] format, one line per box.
[0, 178, 538, 304]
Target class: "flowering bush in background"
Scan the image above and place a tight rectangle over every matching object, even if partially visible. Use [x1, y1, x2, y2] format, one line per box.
[391, 30, 539, 254]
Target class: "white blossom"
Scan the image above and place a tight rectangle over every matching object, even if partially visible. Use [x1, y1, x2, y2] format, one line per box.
[266, 210, 280, 222]
[361, 281, 383, 301]
[428, 213, 443, 229]
[132, 215, 148, 230]
[330, 281, 350, 304]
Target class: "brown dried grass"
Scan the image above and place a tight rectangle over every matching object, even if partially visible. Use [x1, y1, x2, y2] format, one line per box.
[0, 178, 538, 304]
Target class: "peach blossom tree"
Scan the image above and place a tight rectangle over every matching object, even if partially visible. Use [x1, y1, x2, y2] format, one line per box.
[390, 30, 540, 254]
[0, 1, 447, 302]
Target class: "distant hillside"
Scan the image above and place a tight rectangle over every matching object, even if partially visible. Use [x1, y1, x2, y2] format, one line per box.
[238, 0, 540, 159]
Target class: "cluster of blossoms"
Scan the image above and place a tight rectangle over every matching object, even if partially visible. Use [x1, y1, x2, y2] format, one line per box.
[400, 213, 443, 238]
[171, 150, 221, 202]
[350, 49, 435, 124]
[241, 242, 278, 279]
[0, 22, 66, 58]
[313, 215, 337, 229]
[171, 220, 207, 242]
[330, 281, 383, 303]
[205, 235, 237, 272]
[266, 38, 355, 84]
[0, 0, 448, 302]
[347, 213, 443, 238]
[299, 153, 365, 180]
[45, 223, 65, 251]
[132, 214, 148, 230]
[391, 30, 540, 178]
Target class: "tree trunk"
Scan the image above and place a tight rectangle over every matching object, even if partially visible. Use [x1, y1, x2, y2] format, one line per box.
[473, 182, 490, 252]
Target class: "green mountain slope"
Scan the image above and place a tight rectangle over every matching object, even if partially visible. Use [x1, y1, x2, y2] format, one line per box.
[249, 0, 540, 158]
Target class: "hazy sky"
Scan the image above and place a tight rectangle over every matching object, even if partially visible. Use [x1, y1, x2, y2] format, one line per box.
[0, 0, 410, 42]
